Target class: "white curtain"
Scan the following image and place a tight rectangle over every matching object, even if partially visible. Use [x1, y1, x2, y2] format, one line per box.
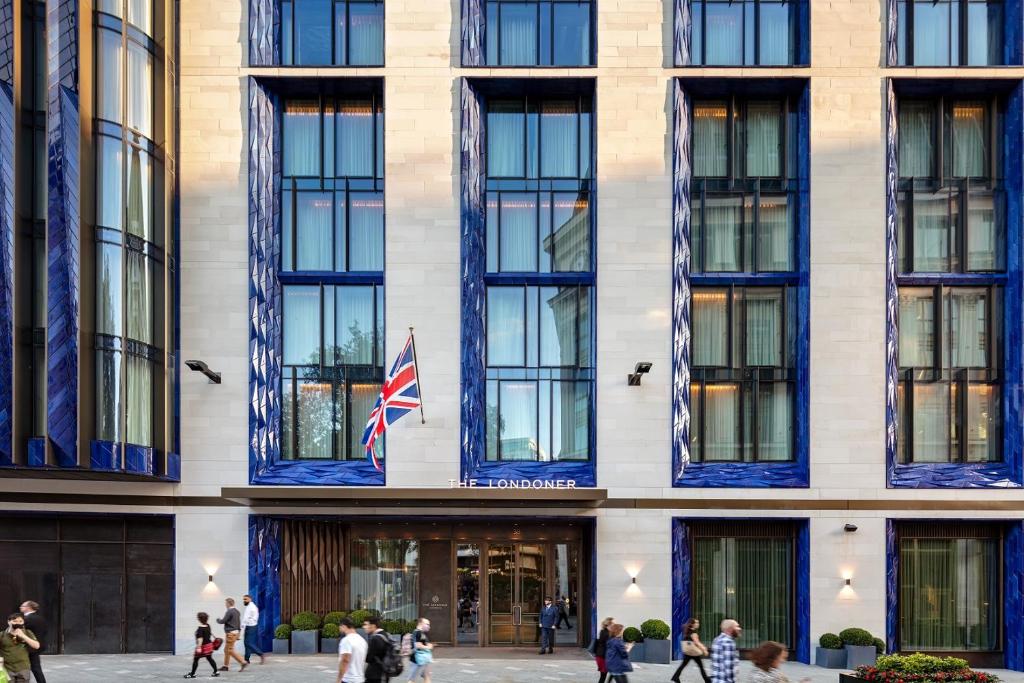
[126, 250, 152, 344]
[488, 103, 525, 177]
[952, 102, 986, 177]
[949, 289, 987, 367]
[912, 192, 950, 272]
[694, 102, 728, 177]
[283, 101, 321, 177]
[912, 0, 954, 65]
[500, 193, 538, 271]
[759, 196, 791, 270]
[499, 381, 538, 460]
[126, 354, 153, 446]
[966, 385, 997, 462]
[898, 288, 934, 367]
[487, 288, 526, 366]
[746, 101, 782, 176]
[704, 2, 743, 64]
[126, 146, 151, 241]
[337, 100, 374, 177]
[337, 286, 375, 365]
[758, 1, 791, 64]
[758, 383, 792, 460]
[705, 384, 740, 460]
[295, 192, 333, 271]
[283, 286, 322, 366]
[967, 192, 998, 270]
[128, 0, 152, 35]
[693, 290, 728, 366]
[349, 192, 384, 271]
[912, 382, 949, 462]
[540, 102, 578, 177]
[703, 196, 742, 271]
[746, 290, 782, 367]
[348, 1, 384, 65]
[899, 101, 935, 177]
[499, 3, 537, 65]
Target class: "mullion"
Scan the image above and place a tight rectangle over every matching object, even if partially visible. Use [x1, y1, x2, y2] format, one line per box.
[753, 0, 761, 66]
[958, 0, 968, 66]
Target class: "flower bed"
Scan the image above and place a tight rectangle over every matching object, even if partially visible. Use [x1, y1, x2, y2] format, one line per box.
[846, 654, 999, 683]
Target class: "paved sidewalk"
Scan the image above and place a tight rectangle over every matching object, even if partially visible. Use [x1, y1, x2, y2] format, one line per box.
[36, 654, 1024, 683]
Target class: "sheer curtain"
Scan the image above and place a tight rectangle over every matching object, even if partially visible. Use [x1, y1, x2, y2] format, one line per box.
[913, 0, 954, 65]
[337, 286, 375, 364]
[283, 286, 322, 366]
[966, 385, 997, 462]
[487, 288, 526, 366]
[899, 101, 935, 177]
[126, 251, 152, 344]
[500, 194, 538, 271]
[693, 290, 728, 366]
[759, 196, 791, 270]
[913, 383, 950, 462]
[703, 196, 742, 271]
[349, 192, 384, 271]
[913, 193, 951, 271]
[734, 538, 791, 647]
[295, 193, 333, 271]
[552, 2, 590, 66]
[126, 42, 153, 138]
[499, 381, 539, 460]
[758, 384, 792, 460]
[705, 384, 740, 460]
[898, 288, 934, 367]
[953, 102, 986, 177]
[348, 1, 384, 65]
[694, 102, 728, 177]
[488, 103, 525, 177]
[348, 381, 381, 459]
[949, 289, 987, 367]
[337, 100, 374, 177]
[704, 1, 743, 64]
[284, 101, 322, 177]
[126, 146, 152, 242]
[499, 3, 538, 65]
[126, 355, 152, 446]
[758, 1, 791, 64]
[540, 102, 578, 178]
[746, 290, 782, 366]
[967, 192, 999, 270]
[746, 102, 781, 176]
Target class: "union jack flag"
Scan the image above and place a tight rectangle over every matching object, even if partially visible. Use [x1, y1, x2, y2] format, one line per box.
[361, 334, 422, 470]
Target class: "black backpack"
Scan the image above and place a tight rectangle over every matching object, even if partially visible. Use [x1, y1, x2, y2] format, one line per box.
[374, 631, 404, 678]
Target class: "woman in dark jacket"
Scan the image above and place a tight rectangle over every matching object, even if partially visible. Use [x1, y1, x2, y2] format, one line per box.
[594, 616, 614, 683]
[184, 612, 219, 678]
[604, 623, 633, 683]
[671, 617, 710, 683]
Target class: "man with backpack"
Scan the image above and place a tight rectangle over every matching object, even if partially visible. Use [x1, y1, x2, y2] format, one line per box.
[363, 616, 402, 683]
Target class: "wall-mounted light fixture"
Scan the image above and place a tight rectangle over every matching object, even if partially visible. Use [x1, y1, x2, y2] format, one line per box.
[185, 359, 222, 384]
[208, 574, 215, 583]
[627, 362, 653, 386]
[845, 578, 851, 586]
[631, 576, 637, 585]
[844, 523, 858, 532]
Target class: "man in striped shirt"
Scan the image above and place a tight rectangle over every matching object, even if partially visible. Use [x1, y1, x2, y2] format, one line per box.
[711, 619, 742, 683]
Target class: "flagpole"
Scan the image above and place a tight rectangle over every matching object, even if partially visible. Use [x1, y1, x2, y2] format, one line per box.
[409, 327, 426, 424]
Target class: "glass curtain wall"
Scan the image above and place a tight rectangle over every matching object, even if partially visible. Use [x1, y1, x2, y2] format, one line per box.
[483, 94, 594, 463]
[279, 95, 385, 461]
[690, 95, 799, 463]
[484, 0, 594, 66]
[689, 0, 799, 65]
[896, 0, 1004, 65]
[896, 97, 1002, 464]
[94, 0, 161, 448]
[350, 540, 419, 620]
[281, 0, 384, 66]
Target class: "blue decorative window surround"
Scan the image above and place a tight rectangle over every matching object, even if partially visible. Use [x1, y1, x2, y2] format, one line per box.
[673, 0, 810, 66]
[0, 0, 14, 466]
[887, 0, 1023, 66]
[461, 78, 596, 486]
[248, 77, 385, 486]
[672, 78, 810, 488]
[461, 0, 595, 67]
[885, 79, 1023, 489]
[885, 519, 1024, 669]
[671, 517, 810, 662]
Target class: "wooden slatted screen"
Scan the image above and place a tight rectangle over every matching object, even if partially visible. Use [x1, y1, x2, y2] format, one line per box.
[280, 519, 347, 622]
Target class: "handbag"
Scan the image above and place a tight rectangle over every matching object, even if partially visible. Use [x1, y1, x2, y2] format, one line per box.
[212, 637, 223, 651]
[683, 640, 707, 657]
[196, 642, 214, 656]
[413, 647, 434, 666]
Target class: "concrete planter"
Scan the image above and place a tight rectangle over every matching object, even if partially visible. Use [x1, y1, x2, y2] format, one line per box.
[627, 641, 645, 663]
[272, 638, 290, 655]
[840, 673, 863, 683]
[815, 647, 847, 668]
[321, 637, 340, 654]
[845, 645, 877, 669]
[644, 639, 671, 664]
[291, 630, 319, 654]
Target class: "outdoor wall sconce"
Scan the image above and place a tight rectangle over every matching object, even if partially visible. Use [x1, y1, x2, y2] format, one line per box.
[844, 523, 858, 532]
[627, 362, 653, 386]
[631, 577, 637, 585]
[845, 578, 852, 586]
[185, 359, 222, 384]
[208, 574, 215, 583]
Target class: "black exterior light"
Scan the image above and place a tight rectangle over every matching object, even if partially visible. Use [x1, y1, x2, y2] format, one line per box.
[627, 362, 653, 386]
[844, 523, 858, 532]
[185, 359, 222, 384]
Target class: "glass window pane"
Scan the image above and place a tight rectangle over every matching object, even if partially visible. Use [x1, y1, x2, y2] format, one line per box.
[539, 286, 578, 367]
[295, 192, 334, 271]
[952, 102, 987, 178]
[967, 0, 1003, 65]
[487, 288, 526, 366]
[746, 101, 782, 177]
[498, 381, 538, 460]
[125, 250, 153, 344]
[127, 0, 152, 35]
[758, 195, 793, 271]
[348, 1, 384, 65]
[949, 288, 988, 368]
[694, 102, 728, 177]
[704, 1, 743, 64]
[693, 289, 729, 366]
[126, 355, 153, 446]
[899, 101, 935, 178]
[350, 540, 420, 621]
[540, 101, 578, 178]
[690, 384, 702, 461]
[337, 99, 375, 177]
[551, 193, 590, 272]
[349, 381, 381, 459]
[284, 100, 322, 177]
[967, 191, 1002, 271]
[126, 146, 153, 241]
[126, 42, 153, 138]
[97, 29, 123, 124]
[758, 383, 792, 460]
[899, 288, 935, 367]
[913, 0, 954, 65]
[97, 136, 124, 230]
[349, 191, 384, 271]
[966, 384, 998, 462]
[98, 0, 122, 16]
[704, 384, 740, 460]
[337, 286, 376, 365]
[283, 286, 322, 366]
[282, 374, 295, 459]
[499, 3, 538, 65]
[552, 2, 590, 65]
[499, 193, 538, 271]
[552, 381, 589, 460]
[912, 382, 950, 462]
[488, 101, 525, 177]
[897, 0, 908, 63]
[96, 350, 123, 441]
[486, 380, 500, 460]
[746, 289, 783, 367]
[294, 0, 332, 64]
[702, 195, 742, 271]
[96, 242, 123, 336]
[296, 376, 332, 458]
[912, 192, 952, 272]
[758, 1, 792, 64]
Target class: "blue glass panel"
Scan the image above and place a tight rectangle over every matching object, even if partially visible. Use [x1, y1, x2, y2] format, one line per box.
[488, 101, 525, 178]
[552, 3, 590, 65]
[348, 191, 383, 271]
[759, 1, 792, 65]
[498, 380, 537, 460]
[295, 192, 333, 271]
[500, 3, 538, 65]
[283, 286, 321, 365]
[282, 0, 294, 63]
[913, 0, 955, 65]
[692, 1, 703, 64]
[705, 1, 743, 65]
[348, 1, 384, 65]
[540, 102, 577, 178]
[283, 100, 321, 177]
[487, 287, 525, 366]
[336, 285, 375, 364]
[293, 0, 332, 64]
[486, 1, 499, 64]
[337, 99, 374, 177]
[967, 0, 1002, 65]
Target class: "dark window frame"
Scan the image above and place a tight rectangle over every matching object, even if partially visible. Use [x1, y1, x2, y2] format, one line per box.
[484, 0, 596, 67]
[280, 0, 385, 67]
[689, 0, 801, 66]
[896, 0, 1005, 66]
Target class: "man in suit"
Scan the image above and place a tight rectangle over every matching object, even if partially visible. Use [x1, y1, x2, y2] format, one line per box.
[538, 596, 558, 655]
[19, 601, 46, 683]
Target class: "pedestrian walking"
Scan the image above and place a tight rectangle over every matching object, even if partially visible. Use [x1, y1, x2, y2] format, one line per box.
[1, 613, 40, 683]
[604, 623, 633, 683]
[335, 617, 368, 683]
[241, 594, 266, 665]
[216, 598, 245, 672]
[593, 616, 613, 683]
[406, 618, 433, 683]
[748, 641, 811, 683]
[538, 596, 558, 654]
[556, 596, 571, 630]
[362, 615, 393, 683]
[19, 601, 46, 683]
[711, 620, 742, 683]
[183, 612, 219, 679]
[671, 618, 711, 683]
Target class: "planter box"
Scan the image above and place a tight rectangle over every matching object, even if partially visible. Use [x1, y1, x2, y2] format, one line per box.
[627, 641, 645, 663]
[840, 673, 863, 683]
[816, 647, 848, 669]
[321, 637, 340, 654]
[845, 645, 877, 670]
[291, 630, 319, 654]
[644, 639, 671, 664]
[272, 638, 290, 655]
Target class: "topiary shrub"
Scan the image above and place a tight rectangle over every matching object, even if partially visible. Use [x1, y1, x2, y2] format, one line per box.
[640, 619, 670, 640]
[323, 611, 347, 626]
[874, 653, 969, 675]
[872, 637, 886, 655]
[274, 624, 293, 639]
[819, 633, 843, 649]
[855, 654, 996, 683]
[348, 609, 372, 626]
[406, 619, 421, 634]
[623, 626, 643, 643]
[321, 623, 341, 639]
[839, 627, 875, 647]
[291, 611, 321, 631]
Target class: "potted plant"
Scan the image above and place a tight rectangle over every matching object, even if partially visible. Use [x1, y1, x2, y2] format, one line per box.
[839, 653, 1000, 683]
[324, 611, 347, 627]
[348, 609, 372, 638]
[623, 626, 644, 664]
[272, 624, 292, 655]
[815, 633, 846, 669]
[840, 628, 877, 669]
[321, 622, 341, 654]
[291, 611, 321, 654]
[639, 619, 671, 664]
[872, 638, 885, 656]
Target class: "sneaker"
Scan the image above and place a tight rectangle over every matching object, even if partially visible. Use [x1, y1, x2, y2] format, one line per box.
[239, 663, 248, 672]
[211, 673, 220, 678]
[183, 675, 196, 679]
[218, 667, 229, 672]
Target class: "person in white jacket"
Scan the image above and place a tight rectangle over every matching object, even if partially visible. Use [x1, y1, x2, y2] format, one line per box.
[241, 595, 266, 666]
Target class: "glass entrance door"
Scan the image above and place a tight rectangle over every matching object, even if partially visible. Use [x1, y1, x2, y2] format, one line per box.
[487, 543, 548, 645]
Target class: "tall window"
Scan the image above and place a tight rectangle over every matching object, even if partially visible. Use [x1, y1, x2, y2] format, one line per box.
[897, 97, 1002, 464]
[281, 0, 384, 66]
[898, 524, 1001, 652]
[896, 0, 1004, 65]
[690, 521, 794, 649]
[689, 0, 799, 66]
[280, 95, 385, 460]
[484, 95, 594, 463]
[94, 0, 160, 448]
[690, 96, 799, 463]
[350, 540, 419, 620]
[485, 0, 594, 66]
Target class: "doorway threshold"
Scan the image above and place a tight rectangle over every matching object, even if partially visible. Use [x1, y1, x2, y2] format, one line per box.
[435, 647, 591, 660]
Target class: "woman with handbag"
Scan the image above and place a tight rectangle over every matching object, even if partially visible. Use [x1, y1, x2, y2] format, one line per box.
[593, 616, 614, 683]
[184, 612, 220, 679]
[406, 617, 433, 683]
[671, 618, 710, 683]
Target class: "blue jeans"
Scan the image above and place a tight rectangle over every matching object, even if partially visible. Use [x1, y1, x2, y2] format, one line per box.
[540, 627, 555, 651]
[243, 627, 263, 661]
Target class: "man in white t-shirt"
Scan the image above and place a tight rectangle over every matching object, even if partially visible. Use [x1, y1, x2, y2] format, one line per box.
[335, 617, 368, 683]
